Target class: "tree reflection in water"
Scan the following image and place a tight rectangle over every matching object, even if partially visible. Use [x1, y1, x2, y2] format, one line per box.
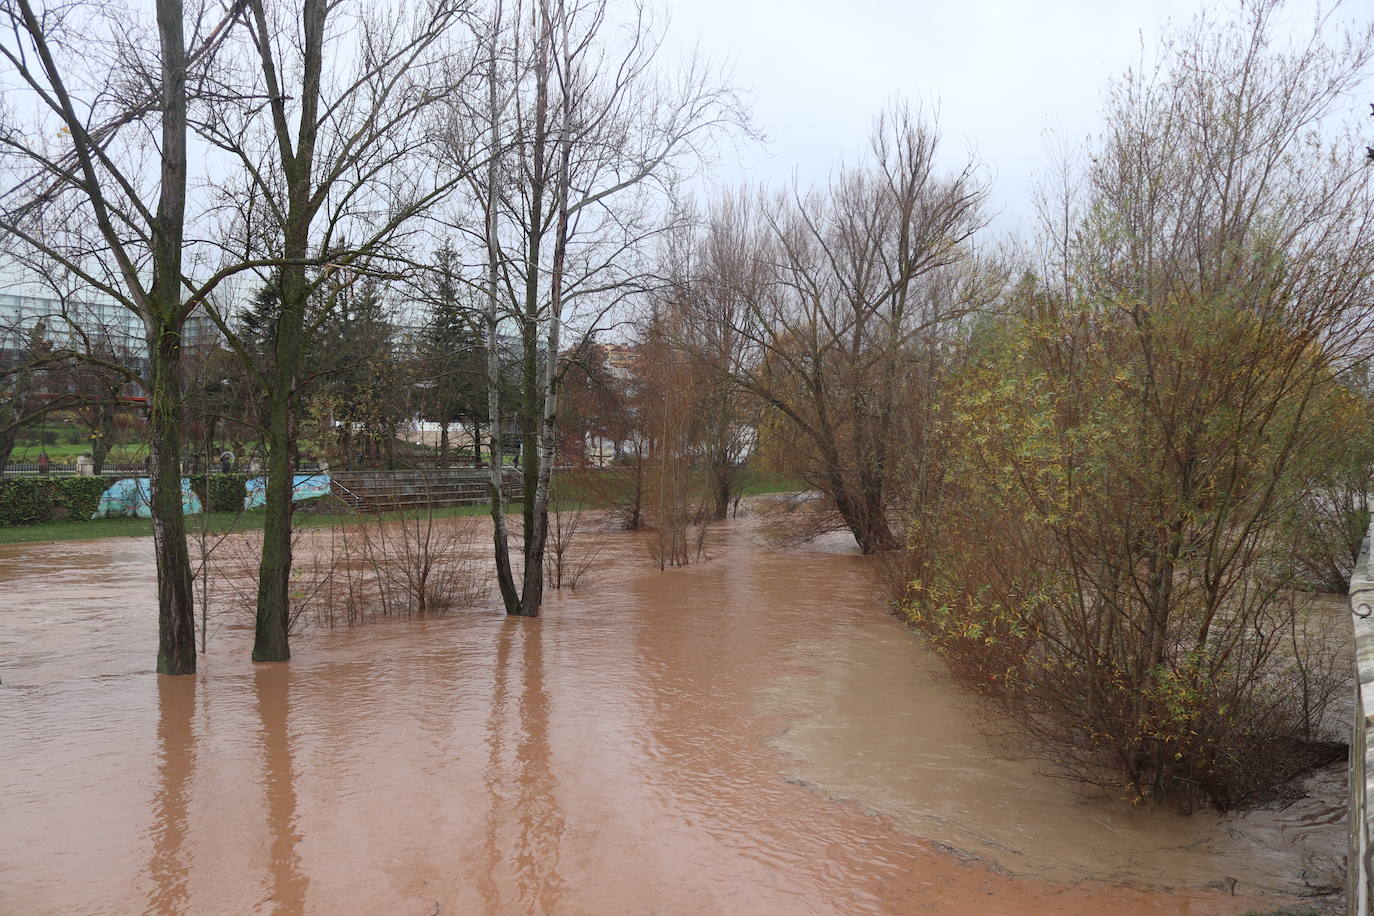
[254, 663, 309, 909]
[146, 675, 196, 912]
[480, 617, 567, 912]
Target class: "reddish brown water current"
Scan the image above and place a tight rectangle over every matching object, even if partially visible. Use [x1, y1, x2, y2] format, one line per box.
[0, 518, 1341, 914]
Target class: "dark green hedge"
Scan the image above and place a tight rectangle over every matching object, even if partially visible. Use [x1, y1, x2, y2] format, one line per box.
[55, 477, 113, 522]
[0, 478, 55, 526]
[0, 476, 114, 526]
[190, 473, 250, 514]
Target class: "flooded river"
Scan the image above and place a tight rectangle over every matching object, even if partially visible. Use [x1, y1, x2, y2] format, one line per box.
[0, 516, 1345, 913]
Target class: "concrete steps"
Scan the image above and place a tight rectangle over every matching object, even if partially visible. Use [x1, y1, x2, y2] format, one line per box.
[330, 469, 524, 513]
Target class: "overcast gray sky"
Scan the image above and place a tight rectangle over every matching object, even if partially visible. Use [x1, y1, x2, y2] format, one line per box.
[661, 0, 1373, 238]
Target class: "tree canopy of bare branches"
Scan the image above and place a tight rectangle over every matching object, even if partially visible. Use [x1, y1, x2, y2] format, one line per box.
[677, 109, 992, 553]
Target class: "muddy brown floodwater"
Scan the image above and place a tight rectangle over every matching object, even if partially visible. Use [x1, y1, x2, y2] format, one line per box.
[0, 515, 1345, 914]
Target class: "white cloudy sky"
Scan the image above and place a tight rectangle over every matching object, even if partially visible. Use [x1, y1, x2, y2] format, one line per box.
[660, 0, 1373, 238]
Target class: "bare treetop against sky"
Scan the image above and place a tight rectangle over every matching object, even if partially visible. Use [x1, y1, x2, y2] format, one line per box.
[662, 0, 1371, 235]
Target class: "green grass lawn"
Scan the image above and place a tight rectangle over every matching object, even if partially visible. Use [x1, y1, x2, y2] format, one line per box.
[6, 442, 148, 464]
[0, 467, 807, 546]
[738, 469, 808, 496]
[0, 501, 513, 546]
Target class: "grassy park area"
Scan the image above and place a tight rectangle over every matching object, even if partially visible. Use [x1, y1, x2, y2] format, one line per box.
[0, 470, 807, 545]
[0, 503, 499, 546]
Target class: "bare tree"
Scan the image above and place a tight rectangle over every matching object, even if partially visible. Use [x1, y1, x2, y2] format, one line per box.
[447, 0, 746, 615]
[192, 0, 472, 661]
[663, 193, 761, 519]
[684, 109, 991, 553]
[0, 0, 248, 673]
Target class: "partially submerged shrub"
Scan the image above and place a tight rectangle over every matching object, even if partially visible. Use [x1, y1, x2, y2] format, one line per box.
[905, 288, 1358, 810]
[202, 511, 486, 636]
[902, 2, 1369, 810]
[189, 473, 252, 514]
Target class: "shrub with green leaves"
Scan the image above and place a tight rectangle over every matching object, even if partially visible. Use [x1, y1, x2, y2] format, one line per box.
[54, 477, 115, 522]
[0, 478, 57, 526]
[189, 473, 250, 514]
[0, 476, 114, 525]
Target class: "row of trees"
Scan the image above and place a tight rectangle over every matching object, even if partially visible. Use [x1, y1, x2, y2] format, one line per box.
[0, 0, 743, 670]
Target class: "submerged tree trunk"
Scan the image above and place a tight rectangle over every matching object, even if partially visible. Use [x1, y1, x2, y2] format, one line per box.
[150, 0, 196, 675]
[253, 378, 294, 662]
[249, 0, 325, 663]
[148, 317, 196, 675]
[520, 46, 572, 617]
[484, 6, 520, 616]
[709, 461, 732, 521]
[3, 0, 207, 674]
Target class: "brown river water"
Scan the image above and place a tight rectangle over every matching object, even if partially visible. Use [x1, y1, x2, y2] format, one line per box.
[0, 515, 1347, 914]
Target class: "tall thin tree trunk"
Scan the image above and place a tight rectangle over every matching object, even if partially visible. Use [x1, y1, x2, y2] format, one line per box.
[485, 3, 520, 615]
[254, 378, 293, 661]
[518, 0, 573, 617]
[150, 0, 195, 675]
[509, 1, 554, 616]
[149, 317, 197, 675]
[250, 0, 325, 662]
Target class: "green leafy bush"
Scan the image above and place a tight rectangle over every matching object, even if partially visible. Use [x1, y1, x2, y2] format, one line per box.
[0, 477, 117, 526]
[0, 478, 56, 526]
[190, 473, 250, 513]
[54, 477, 115, 522]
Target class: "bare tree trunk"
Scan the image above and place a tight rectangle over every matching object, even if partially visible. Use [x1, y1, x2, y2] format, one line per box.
[250, 0, 326, 662]
[520, 0, 573, 617]
[513, 3, 552, 617]
[150, 0, 196, 675]
[709, 460, 732, 521]
[254, 379, 294, 662]
[91, 401, 115, 475]
[485, 3, 520, 615]
[149, 318, 196, 675]
[1, 0, 203, 673]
